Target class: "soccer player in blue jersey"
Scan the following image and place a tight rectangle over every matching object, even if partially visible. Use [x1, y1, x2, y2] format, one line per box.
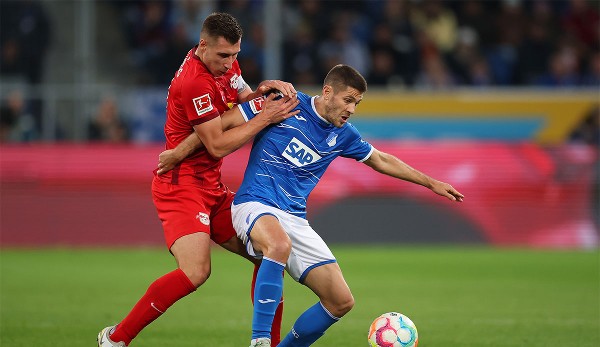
[159, 64, 464, 347]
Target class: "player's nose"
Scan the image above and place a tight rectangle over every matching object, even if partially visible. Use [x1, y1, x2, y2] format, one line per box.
[347, 103, 356, 114]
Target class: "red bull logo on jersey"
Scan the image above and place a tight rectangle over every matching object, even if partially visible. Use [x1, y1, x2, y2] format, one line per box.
[282, 137, 322, 167]
[230, 74, 240, 90]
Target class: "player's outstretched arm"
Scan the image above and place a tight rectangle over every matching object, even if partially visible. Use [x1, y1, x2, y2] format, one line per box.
[363, 148, 464, 202]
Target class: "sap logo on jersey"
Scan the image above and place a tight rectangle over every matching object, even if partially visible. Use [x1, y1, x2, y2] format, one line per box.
[283, 137, 321, 167]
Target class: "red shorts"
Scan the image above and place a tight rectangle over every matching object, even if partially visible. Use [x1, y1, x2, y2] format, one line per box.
[151, 177, 236, 249]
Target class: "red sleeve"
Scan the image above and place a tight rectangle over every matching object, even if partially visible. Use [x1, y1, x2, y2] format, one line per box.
[181, 76, 221, 126]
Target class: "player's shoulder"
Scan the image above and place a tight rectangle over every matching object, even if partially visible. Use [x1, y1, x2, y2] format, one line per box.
[180, 67, 216, 94]
[296, 91, 312, 102]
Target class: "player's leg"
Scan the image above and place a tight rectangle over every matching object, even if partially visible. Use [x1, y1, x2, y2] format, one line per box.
[98, 179, 212, 347]
[104, 233, 210, 346]
[251, 263, 285, 346]
[214, 191, 285, 346]
[279, 263, 354, 347]
[220, 236, 285, 345]
[246, 214, 291, 344]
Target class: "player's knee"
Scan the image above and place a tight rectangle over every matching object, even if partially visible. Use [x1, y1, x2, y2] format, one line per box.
[265, 235, 292, 262]
[180, 263, 211, 288]
[332, 293, 355, 317]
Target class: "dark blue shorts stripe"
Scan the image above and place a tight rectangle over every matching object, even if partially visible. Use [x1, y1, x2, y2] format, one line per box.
[299, 259, 337, 284]
[246, 212, 278, 238]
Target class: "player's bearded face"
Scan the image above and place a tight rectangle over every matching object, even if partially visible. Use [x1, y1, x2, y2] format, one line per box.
[324, 86, 363, 128]
[198, 36, 241, 77]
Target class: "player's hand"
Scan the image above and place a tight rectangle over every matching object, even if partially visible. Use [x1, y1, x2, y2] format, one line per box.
[256, 80, 297, 98]
[157, 149, 182, 175]
[260, 93, 300, 124]
[431, 181, 464, 202]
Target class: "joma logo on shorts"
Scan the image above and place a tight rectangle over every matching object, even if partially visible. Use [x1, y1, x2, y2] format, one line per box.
[282, 137, 321, 167]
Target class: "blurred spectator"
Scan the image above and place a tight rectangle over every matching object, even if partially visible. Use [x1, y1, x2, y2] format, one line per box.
[535, 46, 581, 87]
[411, 0, 458, 55]
[120, 1, 172, 84]
[378, 0, 421, 86]
[218, 0, 261, 33]
[0, 93, 20, 142]
[561, 0, 600, 51]
[88, 98, 130, 143]
[282, 0, 334, 40]
[238, 22, 265, 86]
[581, 50, 600, 86]
[415, 54, 456, 89]
[0, 90, 37, 142]
[0, 0, 51, 138]
[317, 11, 371, 76]
[455, 0, 494, 50]
[148, 21, 192, 84]
[468, 56, 494, 87]
[0, 0, 51, 84]
[283, 23, 320, 85]
[516, 20, 555, 84]
[486, 0, 526, 85]
[446, 27, 484, 84]
[171, 0, 213, 45]
[368, 49, 399, 87]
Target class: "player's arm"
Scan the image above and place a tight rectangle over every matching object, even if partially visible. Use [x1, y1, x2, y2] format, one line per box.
[157, 105, 251, 175]
[238, 80, 297, 103]
[157, 94, 299, 174]
[363, 148, 464, 202]
[195, 93, 298, 158]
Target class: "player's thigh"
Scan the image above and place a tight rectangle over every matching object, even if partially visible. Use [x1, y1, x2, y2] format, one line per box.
[231, 201, 292, 263]
[219, 235, 260, 265]
[152, 178, 211, 249]
[170, 232, 212, 287]
[250, 215, 291, 261]
[210, 187, 237, 244]
[303, 262, 354, 314]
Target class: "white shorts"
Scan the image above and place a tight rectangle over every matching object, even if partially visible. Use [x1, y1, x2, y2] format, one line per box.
[231, 201, 336, 282]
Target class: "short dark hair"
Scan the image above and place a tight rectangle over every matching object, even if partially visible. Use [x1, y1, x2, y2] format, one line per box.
[201, 12, 243, 44]
[323, 64, 367, 93]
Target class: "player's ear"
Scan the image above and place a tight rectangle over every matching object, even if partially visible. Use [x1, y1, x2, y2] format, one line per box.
[322, 85, 333, 99]
[199, 38, 209, 50]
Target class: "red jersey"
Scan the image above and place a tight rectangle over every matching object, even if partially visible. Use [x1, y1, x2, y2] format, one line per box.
[160, 47, 246, 187]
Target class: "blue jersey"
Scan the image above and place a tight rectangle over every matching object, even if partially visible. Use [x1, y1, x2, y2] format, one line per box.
[234, 92, 373, 218]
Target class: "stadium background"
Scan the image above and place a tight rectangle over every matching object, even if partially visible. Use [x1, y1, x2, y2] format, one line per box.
[1, 0, 598, 248]
[1, 2, 599, 347]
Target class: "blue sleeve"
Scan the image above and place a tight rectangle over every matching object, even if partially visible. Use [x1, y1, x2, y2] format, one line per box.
[237, 96, 267, 122]
[341, 124, 374, 162]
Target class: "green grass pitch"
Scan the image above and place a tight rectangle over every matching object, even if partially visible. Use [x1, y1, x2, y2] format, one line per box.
[1, 246, 598, 346]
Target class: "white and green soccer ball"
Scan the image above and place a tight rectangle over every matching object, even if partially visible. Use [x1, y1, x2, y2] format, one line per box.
[367, 312, 419, 347]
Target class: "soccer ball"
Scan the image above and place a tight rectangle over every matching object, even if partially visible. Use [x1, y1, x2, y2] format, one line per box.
[367, 312, 418, 347]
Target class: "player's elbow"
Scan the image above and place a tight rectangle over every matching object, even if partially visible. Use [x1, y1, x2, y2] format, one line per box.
[205, 146, 229, 159]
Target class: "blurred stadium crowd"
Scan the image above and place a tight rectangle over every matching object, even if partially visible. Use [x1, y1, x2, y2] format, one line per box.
[106, 0, 599, 87]
[0, 0, 599, 142]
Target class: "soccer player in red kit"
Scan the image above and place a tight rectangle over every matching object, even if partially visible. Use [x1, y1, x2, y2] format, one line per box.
[97, 13, 298, 347]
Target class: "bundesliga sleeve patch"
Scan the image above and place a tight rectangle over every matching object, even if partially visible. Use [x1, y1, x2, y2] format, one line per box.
[249, 96, 266, 114]
[192, 94, 214, 116]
